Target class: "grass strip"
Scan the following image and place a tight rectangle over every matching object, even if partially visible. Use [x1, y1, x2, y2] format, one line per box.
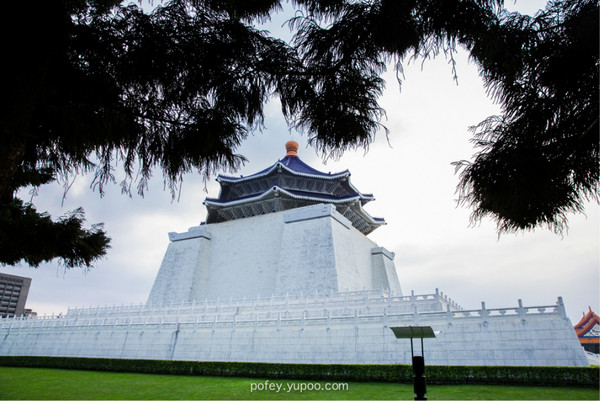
[0, 367, 598, 400]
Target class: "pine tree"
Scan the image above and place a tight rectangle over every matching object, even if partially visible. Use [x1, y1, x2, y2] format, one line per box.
[1, 0, 597, 267]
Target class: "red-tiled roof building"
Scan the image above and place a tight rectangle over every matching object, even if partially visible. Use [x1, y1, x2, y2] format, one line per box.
[574, 307, 600, 354]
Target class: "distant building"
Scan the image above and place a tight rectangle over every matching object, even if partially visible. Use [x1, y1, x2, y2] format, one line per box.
[0, 273, 32, 318]
[574, 307, 600, 354]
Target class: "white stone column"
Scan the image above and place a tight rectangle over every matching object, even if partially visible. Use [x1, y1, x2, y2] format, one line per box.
[146, 227, 211, 306]
[371, 247, 402, 295]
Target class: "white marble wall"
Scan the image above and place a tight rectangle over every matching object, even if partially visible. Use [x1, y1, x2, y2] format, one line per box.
[3, 204, 587, 367]
[371, 248, 402, 294]
[147, 204, 402, 306]
[0, 291, 588, 366]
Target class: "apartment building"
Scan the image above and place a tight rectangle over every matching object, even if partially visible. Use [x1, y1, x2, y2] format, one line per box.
[0, 273, 32, 318]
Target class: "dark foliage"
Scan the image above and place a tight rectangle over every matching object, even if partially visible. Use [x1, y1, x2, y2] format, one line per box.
[2, 0, 300, 267]
[454, 0, 599, 233]
[1, 0, 597, 267]
[0, 200, 110, 268]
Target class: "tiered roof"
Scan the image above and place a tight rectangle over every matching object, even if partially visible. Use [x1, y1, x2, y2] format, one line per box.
[574, 307, 600, 346]
[204, 141, 385, 234]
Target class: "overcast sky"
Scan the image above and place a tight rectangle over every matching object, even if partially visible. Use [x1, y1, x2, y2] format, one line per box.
[2, 0, 598, 325]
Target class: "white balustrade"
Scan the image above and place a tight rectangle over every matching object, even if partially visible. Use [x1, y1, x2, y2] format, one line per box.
[0, 290, 565, 332]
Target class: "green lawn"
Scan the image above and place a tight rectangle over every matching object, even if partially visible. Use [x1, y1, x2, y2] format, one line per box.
[0, 367, 598, 400]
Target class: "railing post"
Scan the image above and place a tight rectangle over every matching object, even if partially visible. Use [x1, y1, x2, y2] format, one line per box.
[412, 305, 419, 324]
[480, 301, 488, 325]
[518, 299, 526, 321]
[556, 297, 567, 319]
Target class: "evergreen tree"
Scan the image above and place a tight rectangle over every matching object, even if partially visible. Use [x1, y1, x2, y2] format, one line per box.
[1, 0, 597, 268]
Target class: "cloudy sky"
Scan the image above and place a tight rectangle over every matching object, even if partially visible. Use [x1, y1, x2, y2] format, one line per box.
[2, 0, 598, 325]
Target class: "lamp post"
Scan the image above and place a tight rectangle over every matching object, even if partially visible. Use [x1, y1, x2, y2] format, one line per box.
[390, 326, 436, 401]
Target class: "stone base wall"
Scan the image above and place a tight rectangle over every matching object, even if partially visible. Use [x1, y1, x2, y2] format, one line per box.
[0, 290, 588, 366]
[147, 204, 402, 306]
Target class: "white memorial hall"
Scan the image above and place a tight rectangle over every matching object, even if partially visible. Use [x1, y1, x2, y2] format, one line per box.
[0, 142, 589, 366]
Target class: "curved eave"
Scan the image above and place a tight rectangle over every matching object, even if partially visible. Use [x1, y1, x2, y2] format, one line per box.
[574, 310, 600, 329]
[217, 164, 374, 205]
[346, 200, 387, 229]
[575, 319, 600, 338]
[359, 194, 375, 205]
[204, 186, 385, 234]
[204, 186, 361, 208]
[217, 160, 350, 183]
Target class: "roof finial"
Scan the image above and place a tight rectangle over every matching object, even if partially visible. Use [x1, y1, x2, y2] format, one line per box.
[285, 140, 299, 157]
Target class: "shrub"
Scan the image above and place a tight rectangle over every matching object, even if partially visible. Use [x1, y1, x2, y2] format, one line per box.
[0, 356, 597, 387]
